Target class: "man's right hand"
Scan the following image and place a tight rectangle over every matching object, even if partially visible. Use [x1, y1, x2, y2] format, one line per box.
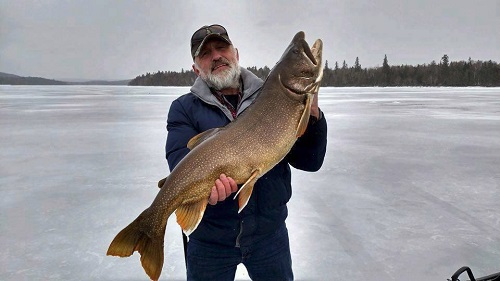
[208, 173, 238, 205]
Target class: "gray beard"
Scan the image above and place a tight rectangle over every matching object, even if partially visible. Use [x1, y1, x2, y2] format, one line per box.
[200, 65, 241, 91]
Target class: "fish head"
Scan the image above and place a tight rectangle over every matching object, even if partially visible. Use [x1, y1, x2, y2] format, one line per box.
[275, 31, 323, 97]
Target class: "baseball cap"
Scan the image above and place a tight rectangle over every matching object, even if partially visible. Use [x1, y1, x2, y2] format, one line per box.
[191, 24, 232, 58]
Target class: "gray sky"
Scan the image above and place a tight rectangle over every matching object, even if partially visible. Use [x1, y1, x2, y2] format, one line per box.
[1, 0, 498, 80]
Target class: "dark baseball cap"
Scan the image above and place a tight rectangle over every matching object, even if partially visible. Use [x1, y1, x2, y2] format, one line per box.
[191, 24, 232, 59]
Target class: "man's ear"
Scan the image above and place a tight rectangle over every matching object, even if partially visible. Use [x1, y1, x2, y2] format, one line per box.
[192, 64, 200, 76]
[235, 48, 239, 61]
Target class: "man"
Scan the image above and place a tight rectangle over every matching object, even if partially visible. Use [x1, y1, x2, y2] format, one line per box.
[165, 24, 327, 281]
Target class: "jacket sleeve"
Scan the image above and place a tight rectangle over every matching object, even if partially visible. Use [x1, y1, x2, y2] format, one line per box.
[165, 99, 198, 171]
[286, 109, 328, 172]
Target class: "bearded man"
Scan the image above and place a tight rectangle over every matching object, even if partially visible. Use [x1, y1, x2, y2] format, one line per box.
[164, 24, 327, 281]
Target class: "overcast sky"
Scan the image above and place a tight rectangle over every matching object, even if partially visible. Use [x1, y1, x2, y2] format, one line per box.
[1, 0, 498, 80]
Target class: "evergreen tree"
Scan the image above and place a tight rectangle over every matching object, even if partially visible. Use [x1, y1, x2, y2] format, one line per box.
[382, 54, 391, 86]
[440, 54, 450, 85]
[354, 57, 361, 72]
[382, 54, 390, 72]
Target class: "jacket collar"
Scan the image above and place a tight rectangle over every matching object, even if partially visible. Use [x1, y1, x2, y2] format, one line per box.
[190, 67, 264, 121]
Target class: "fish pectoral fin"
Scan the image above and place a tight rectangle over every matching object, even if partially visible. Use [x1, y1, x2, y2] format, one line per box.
[175, 198, 208, 236]
[187, 128, 221, 150]
[296, 93, 313, 137]
[157, 177, 168, 189]
[234, 169, 260, 213]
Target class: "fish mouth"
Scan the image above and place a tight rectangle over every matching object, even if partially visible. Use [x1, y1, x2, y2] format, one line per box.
[295, 31, 323, 66]
[303, 39, 322, 66]
[309, 38, 322, 66]
[280, 32, 323, 96]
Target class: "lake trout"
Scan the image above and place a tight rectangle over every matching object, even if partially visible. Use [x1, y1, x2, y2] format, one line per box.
[107, 31, 323, 280]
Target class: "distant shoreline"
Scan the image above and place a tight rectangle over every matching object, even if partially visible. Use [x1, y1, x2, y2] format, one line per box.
[0, 72, 131, 86]
[3, 55, 499, 87]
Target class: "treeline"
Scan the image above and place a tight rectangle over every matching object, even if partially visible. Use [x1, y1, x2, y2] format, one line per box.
[128, 67, 272, 86]
[323, 55, 500, 87]
[129, 69, 197, 86]
[128, 55, 500, 87]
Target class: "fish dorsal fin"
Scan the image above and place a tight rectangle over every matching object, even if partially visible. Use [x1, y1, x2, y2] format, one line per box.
[296, 93, 313, 137]
[187, 128, 221, 150]
[175, 198, 208, 236]
[157, 176, 168, 189]
[234, 169, 261, 213]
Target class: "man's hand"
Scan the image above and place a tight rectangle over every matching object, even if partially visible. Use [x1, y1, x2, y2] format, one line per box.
[310, 88, 320, 119]
[208, 174, 238, 205]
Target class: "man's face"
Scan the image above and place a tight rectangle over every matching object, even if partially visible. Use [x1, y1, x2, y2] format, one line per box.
[192, 39, 241, 90]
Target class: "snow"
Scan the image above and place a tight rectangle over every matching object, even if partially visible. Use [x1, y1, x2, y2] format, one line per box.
[1, 85, 499, 281]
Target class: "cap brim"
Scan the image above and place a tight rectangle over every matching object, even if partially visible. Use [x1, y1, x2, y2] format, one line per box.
[192, 34, 232, 58]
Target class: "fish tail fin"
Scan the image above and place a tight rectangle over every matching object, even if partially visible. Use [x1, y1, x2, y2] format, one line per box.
[107, 211, 166, 281]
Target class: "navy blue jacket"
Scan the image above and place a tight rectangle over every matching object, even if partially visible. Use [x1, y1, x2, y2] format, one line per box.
[165, 68, 327, 247]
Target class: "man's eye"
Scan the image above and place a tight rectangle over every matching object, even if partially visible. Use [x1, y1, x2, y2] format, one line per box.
[215, 43, 228, 50]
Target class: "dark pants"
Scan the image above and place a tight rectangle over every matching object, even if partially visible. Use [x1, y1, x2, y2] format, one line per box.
[186, 225, 294, 281]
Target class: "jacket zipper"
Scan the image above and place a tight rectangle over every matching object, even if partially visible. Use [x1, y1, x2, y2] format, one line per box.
[235, 220, 244, 248]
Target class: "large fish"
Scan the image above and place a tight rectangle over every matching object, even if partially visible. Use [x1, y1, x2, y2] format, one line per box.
[107, 31, 323, 280]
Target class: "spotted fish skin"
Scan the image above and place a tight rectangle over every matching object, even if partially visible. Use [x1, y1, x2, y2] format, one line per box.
[106, 31, 323, 281]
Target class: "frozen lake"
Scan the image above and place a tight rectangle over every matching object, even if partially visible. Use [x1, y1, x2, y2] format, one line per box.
[1, 85, 499, 281]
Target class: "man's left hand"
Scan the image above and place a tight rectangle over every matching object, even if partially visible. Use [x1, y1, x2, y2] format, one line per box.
[310, 91, 320, 119]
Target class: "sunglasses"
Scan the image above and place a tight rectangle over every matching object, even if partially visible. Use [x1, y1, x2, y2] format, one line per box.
[191, 24, 228, 46]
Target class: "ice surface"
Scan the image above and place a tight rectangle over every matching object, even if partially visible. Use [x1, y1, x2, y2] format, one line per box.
[1, 85, 499, 281]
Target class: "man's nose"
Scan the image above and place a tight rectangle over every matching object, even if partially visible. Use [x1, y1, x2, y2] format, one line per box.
[211, 54, 222, 62]
[210, 49, 223, 61]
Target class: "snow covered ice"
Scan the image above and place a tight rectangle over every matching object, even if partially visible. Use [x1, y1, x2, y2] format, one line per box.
[1, 85, 499, 280]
